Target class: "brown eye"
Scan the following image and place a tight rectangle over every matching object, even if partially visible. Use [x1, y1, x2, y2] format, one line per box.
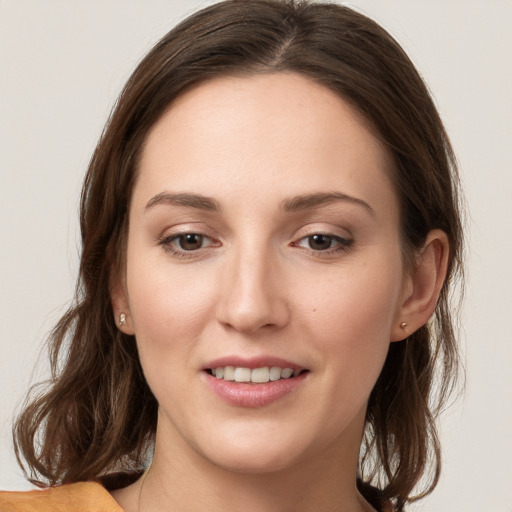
[178, 234, 205, 251]
[160, 232, 219, 257]
[293, 233, 352, 254]
[307, 234, 335, 251]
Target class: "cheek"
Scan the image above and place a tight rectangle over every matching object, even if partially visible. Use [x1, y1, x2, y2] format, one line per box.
[124, 256, 220, 411]
[303, 266, 401, 340]
[298, 255, 403, 378]
[125, 253, 217, 354]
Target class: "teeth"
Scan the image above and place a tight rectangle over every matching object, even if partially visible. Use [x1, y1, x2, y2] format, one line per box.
[251, 367, 270, 383]
[234, 367, 251, 382]
[211, 366, 301, 383]
[269, 367, 281, 381]
[223, 366, 235, 380]
[280, 368, 293, 379]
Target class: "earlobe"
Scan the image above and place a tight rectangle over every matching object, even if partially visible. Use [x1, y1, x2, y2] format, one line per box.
[111, 280, 135, 335]
[391, 229, 449, 341]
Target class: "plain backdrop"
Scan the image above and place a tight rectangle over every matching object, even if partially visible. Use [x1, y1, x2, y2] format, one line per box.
[1, 1, 511, 511]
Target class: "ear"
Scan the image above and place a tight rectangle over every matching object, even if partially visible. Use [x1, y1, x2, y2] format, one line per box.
[391, 229, 450, 341]
[110, 278, 135, 335]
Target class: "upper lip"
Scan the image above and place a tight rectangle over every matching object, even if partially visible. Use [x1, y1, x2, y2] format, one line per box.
[202, 355, 305, 371]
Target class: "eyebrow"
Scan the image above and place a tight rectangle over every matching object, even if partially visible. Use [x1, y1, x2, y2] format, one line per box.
[144, 190, 374, 216]
[145, 192, 221, 212]
[281, 192, 375, 217]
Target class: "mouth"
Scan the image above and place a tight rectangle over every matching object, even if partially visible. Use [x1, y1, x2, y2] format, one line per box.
[203, 359, 309, 407]
[205, 366, 308, 384]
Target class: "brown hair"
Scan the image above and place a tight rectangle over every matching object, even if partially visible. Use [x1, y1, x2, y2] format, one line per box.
[13, 1, 464, 510]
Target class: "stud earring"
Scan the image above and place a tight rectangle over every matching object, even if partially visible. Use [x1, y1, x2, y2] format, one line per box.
[119, 313, 127, 327]
[400, 321, 407, 329]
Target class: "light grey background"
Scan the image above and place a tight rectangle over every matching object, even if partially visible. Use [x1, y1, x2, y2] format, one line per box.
[1, 1, 511, 511]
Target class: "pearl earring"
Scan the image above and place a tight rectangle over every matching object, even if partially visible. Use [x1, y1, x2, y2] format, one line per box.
[400, 321, 407, 329]
[119, 313, 127, 327]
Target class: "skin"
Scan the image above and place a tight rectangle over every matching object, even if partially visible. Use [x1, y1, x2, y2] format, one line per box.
[112, 72, 448, 512]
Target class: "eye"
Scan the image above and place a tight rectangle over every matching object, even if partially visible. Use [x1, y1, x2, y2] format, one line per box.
[174, 233, 207, 251]
[160, 232, 218, 254]
[294, 233, 352, 252]
[305, 234, 336, 251]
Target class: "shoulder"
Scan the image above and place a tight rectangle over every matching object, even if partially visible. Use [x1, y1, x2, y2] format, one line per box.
[0, 481, 124, 512]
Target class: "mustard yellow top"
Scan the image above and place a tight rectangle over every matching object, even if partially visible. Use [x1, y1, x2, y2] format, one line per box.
[0, 481, 395, 512]
[0, 482, 123, 512]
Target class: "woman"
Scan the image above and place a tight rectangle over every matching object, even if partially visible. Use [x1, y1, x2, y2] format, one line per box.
[0, 1, 463, 511]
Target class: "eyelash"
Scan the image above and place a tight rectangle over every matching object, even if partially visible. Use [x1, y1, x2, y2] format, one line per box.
[158, 233, 218, 259]
[291, 233, 353, 254]
[158, 232, 353, 258]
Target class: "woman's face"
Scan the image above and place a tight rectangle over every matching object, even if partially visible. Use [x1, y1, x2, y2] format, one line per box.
[119, 72, 410, 473]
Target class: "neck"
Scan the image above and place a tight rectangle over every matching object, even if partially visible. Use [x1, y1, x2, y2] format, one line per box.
[113, 414, 375, 512]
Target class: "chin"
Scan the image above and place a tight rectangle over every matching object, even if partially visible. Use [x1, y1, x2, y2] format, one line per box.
[192, 421, 321, 475]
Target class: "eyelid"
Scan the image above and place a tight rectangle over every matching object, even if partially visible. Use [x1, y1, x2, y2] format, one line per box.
[157, 225, 221, 258]
[156, 223, 353, 258]
[293, 223, 352, 240]
[290, 224, 354, 255]
[162, 233, 215, 246]
[157, 222, 220, 242]
[293, 233, 352, 250]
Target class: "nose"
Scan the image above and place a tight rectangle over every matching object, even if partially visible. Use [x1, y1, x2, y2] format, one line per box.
[215, 246, 290, 334]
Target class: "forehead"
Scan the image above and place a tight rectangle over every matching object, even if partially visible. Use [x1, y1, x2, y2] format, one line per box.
[135, 72, 397, 220]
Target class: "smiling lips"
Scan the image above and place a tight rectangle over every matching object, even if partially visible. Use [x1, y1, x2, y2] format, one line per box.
[203, 358, 308, 407]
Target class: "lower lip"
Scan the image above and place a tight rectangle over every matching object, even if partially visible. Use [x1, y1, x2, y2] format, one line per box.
[204, 372, 308, 408]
